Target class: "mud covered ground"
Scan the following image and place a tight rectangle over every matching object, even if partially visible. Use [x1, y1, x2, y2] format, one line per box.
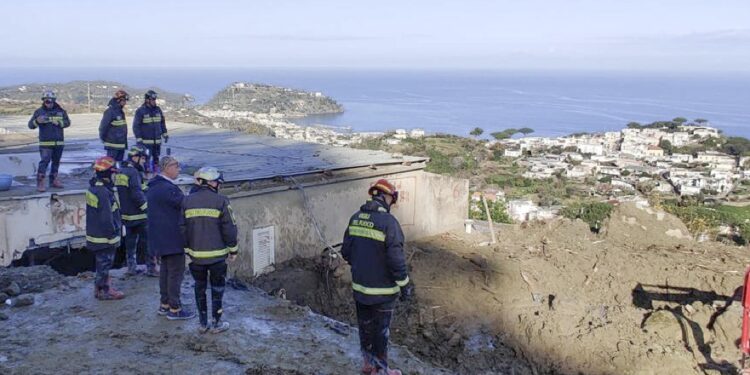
[252, 202, 750, 375]
[0, 267, 443, 374]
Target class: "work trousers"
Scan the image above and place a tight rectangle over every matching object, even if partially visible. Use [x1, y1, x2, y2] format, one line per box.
[143, 143, 161, 174]
[159, 253, 185, 309]
[106, 148, 125, 162]
[356, 299, 396, 370]
[124, 224, 156, 272]
[38, 146, 64, 179]
[189, 261, 227, 326]
[94, 247, 116, 292]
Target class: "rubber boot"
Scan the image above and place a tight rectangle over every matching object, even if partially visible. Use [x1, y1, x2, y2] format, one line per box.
[97, 277, 124, 300]
[361, 355, 375, 374]
[36, 175, 46, 192]
[50, 174, 64, 189]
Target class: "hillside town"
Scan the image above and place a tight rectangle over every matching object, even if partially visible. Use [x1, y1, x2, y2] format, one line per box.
[463, 122, 750, 224]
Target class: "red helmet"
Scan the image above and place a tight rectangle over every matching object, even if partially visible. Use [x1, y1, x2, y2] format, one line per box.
[368, 178, 399, 203]
[113, 90, 130, 101]
[93, 156, 117, 172]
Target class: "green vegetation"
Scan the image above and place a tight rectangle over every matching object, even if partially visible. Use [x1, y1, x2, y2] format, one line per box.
[489, 127, 535, 140]
[203, 83, 342, 115]
[658, 200, 750, 244]
[658, 139, 673, 154]
[518, 127, 534, 136]
[469, 197, 512, 224]
[470, 127, 484, 137]
[0, 81, 190, 114]
[560, 201, 614, 232]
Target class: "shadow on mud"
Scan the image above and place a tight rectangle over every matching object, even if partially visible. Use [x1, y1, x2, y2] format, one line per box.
[633, 283, 742, 374]
[251, 245, 575, 374]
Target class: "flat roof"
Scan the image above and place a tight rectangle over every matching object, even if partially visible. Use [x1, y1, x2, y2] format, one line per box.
[0, 114, 426, 198]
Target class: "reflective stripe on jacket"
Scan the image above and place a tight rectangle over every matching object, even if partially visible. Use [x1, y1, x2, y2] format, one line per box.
[115, 161, 148, 227]
[180, 185, 239, 265]
[341, 198, 409, 305]
[99, 98, 128, 150]
[133, 104, 167, 144]
[28, 104, 70, 147]
[86, 178, 121, 251]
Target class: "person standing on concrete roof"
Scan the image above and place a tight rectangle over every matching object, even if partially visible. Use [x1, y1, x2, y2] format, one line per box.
[147, 155, 195, 320]
[27, 90, 70, 192]
[86, 156, 125, 301]
[116, 146, 157, 277]
[341, 179, 414, 375]
[133, 90, 168, 174]
[181, 166, 238, 334]
[99, 90, 130, 162]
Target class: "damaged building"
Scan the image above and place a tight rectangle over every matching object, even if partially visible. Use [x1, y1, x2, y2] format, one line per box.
[0, 114, 469, 275]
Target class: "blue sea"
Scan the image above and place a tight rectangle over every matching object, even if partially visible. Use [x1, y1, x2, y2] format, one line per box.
[2, 68, 749, 137]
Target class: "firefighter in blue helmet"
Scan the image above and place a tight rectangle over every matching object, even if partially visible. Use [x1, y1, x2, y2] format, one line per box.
[116, 146, 157, 277]
[28, 90, 70, 192]
[133, 90, 168, 174]
[86, 156, 125, 300]
[181, 167, 238, 334]
[99, 90, 129, 162]
[342, 179, 414, 375]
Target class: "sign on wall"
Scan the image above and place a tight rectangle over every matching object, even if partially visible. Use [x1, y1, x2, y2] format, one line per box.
[252, 225, 275, 275]
[387, 176, 416, 226]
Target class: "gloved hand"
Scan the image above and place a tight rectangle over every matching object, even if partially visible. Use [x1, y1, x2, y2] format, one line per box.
[137, 141, 145, 149]
[162, 134, 169, 143]
[399, 282, 415, 302]
[36, 115, 48, 124]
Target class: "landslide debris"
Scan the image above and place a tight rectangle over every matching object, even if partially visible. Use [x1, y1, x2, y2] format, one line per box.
[252, 203, 750, 375]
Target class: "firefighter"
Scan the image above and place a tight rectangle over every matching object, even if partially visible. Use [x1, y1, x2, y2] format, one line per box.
[27, 90, 70, 192]
[181, 167, 238, 334]
[147, 156, 194, 320]
[99, 90, 129, 162]
[342, 179, 414, 375]
[116, 146, 157, 277]
[86, 156, 125, 300]
[133, 90, 168, 174]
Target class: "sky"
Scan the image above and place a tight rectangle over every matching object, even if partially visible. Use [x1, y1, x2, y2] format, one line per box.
[1, 0, 749, 71]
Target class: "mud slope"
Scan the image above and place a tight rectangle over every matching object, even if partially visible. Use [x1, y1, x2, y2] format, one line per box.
[253, 203, 750, 375]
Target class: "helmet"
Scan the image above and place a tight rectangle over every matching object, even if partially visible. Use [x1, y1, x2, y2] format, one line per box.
[127, 145, 147, 158]
[145, 90, 158, 100]
[93, 156, 117, 172]
[113, 90, 130, 101]
[368, 179, 399, 203]
[195, 166, 224, 183]
[41, 90, 56, 101]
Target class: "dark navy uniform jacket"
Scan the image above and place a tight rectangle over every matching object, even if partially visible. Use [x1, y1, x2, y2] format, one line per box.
[99, 98, 128, 151]
[28, 103, 70, 147]
[86, 178, 121, 251]
[146, 175, 185, 257]
[115, 161, 148, 227]
[133, 104, 167, 145]
[342, 198, 409, 305]
[180, 185, 238, 265]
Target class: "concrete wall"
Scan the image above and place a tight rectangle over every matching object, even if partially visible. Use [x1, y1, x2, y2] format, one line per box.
[228, 170, 468, 278]
[0, 193, 86, 265]
[0, 169, 469, 272]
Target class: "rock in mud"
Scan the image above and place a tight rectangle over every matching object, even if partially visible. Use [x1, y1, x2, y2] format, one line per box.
[0, 311, 8, 320]
[0, 292, 8, 303]
[3, 282, 21, 297]
[7, 294, 34, 308]
[642, 309, 679, 334]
